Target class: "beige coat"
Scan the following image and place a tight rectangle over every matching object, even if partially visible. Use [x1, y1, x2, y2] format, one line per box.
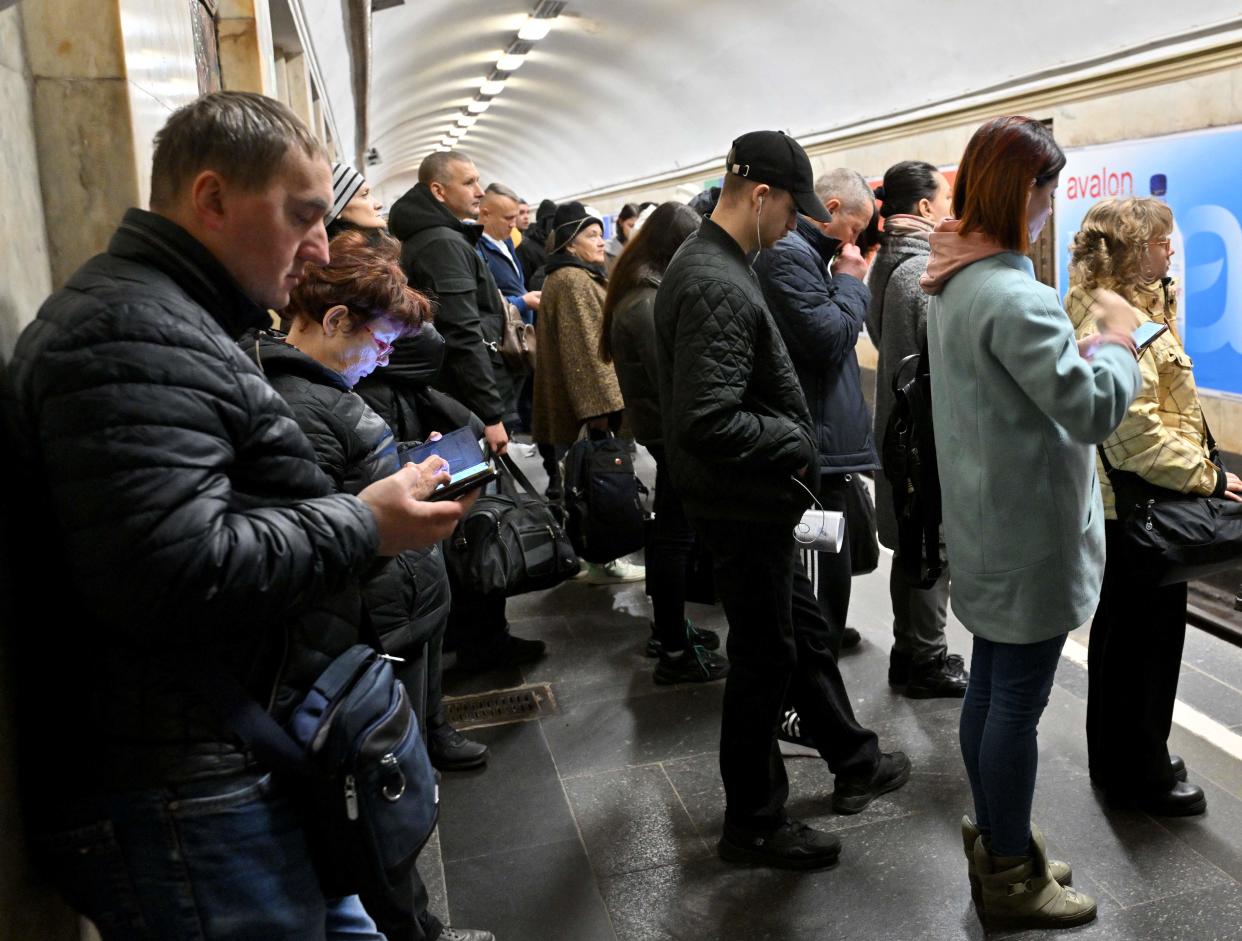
[1065, 282, 1218, 520]
[532, 263, 624, 445]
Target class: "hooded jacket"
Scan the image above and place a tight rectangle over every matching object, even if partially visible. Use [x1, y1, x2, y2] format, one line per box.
[388, 182, 515, 425]
[754, 216, 878, 475]
[242, 332, 452, 699]
[4, 209, 378, 795]
[354, 324, 485, 444]
[654, 217, 818, 524]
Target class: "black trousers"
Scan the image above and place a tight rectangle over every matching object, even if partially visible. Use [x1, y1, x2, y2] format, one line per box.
[692, 517, 880, 832]
[646, 445, 696, 651]
[1086, 520, 1189, 794]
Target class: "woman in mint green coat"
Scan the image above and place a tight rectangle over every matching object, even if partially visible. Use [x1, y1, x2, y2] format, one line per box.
[922, 116, 1140, 930]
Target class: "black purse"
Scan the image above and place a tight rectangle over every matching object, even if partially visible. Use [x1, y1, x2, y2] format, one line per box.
[1100, 424, 1242, 586]
[444, 452, 580, 596]
[845, 473, 880, 576]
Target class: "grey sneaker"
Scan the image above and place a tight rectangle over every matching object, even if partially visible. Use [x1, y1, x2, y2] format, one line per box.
[585, 558, 645, 584]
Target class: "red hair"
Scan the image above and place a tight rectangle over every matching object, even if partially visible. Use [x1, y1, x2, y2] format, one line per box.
[954, 116, 1065, 253]
[286, 229, 430, 335]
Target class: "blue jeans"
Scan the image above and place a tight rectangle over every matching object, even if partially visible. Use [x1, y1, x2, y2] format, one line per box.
[30, 770, 386, 940]
[959, 633, 1066, 857]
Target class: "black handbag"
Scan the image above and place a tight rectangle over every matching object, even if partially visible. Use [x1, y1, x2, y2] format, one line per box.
[444, 452, 580, 596]
[563, 432, 647, 564]
[845, 472, 881, 576]
[1100, 425, 1242, 586]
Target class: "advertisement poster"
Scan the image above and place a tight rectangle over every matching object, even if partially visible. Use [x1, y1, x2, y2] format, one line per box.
[1056, 126, 1242, 396]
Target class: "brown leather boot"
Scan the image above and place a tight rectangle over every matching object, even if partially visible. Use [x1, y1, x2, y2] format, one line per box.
[972, 836, 1096, 930]
[960, 816, 1072, 908]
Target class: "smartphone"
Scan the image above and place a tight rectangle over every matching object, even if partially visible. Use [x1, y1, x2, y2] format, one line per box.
[397, 427, 495, 501]
[1132, 320, 1169, 354]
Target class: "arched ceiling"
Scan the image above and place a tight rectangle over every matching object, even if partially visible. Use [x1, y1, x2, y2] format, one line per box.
[358, 0, 1242, 207]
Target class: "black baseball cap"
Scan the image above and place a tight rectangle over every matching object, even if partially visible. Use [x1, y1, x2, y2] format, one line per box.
[725, 130, 832, 223]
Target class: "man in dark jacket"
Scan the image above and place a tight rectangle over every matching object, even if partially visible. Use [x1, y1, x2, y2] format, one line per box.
[388, 151, 515, 453]
[654, 131, 909, 872]
[754, 170, 877, 664]
[477, 183, 541, 323]
[3, 92, 464, 938]
[517, 198, 557, 290]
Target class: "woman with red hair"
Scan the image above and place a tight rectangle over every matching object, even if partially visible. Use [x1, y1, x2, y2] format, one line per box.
[922, 117, 1141, 929]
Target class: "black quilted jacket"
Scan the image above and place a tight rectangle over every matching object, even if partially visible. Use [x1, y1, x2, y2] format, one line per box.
[3, 209, 379, 793]
[754, 217, 879, 475]
[653, 218, 819, 524]
[244, 333, 450, 667]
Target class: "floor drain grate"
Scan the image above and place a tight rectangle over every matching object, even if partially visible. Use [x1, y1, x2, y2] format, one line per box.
[442, 683, 557, 731]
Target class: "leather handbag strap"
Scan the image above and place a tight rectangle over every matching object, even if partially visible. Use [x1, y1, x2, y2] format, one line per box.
[496, 450, 542, 499]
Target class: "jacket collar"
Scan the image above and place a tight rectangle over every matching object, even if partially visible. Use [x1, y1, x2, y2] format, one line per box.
[794, 216, 841, 265]
[697, 216, 750, 268]
[543, 251, 607, 281]
[109, 208, 271, 339]
[241, 329, 352, 391]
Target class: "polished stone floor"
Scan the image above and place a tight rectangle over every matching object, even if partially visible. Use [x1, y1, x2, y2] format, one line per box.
[423, 445, 1242, 941]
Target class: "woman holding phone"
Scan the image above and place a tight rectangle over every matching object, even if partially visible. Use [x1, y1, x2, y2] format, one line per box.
[1066, 196, 1242, 817]
[923, 116, 1140, 929]
[244, 229, 494, 941]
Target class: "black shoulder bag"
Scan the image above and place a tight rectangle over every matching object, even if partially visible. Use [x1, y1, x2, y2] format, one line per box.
[881, 334, 946, 589]
[1100, 423, 1242, 586]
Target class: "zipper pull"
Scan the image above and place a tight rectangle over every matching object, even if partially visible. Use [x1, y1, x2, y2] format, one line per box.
[344, 774, 359, 820]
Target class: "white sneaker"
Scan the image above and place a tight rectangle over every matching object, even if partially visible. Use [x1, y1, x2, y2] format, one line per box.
[585, 558, 646, 584]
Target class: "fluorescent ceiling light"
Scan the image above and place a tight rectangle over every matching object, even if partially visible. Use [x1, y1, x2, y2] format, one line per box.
[479, 80, 505, 97]
[449, 126, 468, 137]
[467, 100, 491, 113]
[496, 53, 526, 71]
[440, 136, 456, 147]
[517, 18, 553, 41]
[456, 115, 478, 127]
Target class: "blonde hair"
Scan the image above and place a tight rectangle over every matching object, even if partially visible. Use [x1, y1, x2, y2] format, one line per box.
[1068, 197, 1173, 307]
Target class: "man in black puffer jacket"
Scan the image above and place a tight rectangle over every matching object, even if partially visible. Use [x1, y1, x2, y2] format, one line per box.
[655, 131, 907, 873]
[387, 151, 516, 453]
[755, 169, 878, 666]
[2, 93, 463, 939]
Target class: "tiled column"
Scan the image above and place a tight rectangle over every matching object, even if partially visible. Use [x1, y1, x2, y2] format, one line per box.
[217, 0, 277, 95]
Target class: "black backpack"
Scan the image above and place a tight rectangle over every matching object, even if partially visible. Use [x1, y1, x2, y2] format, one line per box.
[881, 335, 945, 588]
[563, 433, 647, 564]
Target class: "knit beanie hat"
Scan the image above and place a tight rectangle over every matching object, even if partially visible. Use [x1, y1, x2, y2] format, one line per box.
[327, 164, 367, 225]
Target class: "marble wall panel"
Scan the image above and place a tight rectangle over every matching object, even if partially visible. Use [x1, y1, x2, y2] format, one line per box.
[218, 0, 277, 95]
[119, 0, 200, 111]
[285, 50, 313, 125]
[0, 0, 24, 73]
[33, 76, 140, 287]
[0, 12, 52, 363]
[20, 0, 125, 79]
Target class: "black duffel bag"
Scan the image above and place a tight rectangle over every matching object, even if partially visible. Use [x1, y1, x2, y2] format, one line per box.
[444, 452, 580, 596]
[1102, 431, 1242, 586]
[564, 432, 647, 565]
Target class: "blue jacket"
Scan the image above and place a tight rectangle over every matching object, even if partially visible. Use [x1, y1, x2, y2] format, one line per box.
[928, 253, 1140, 643]
[476, 233, 533, 324]
[755, 216, 878, 475]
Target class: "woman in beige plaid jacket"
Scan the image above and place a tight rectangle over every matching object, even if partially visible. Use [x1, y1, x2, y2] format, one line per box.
[1066, 196, 1242, 817]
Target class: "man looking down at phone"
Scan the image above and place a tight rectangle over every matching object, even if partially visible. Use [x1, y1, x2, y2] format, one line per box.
[1066, 196, 1242, 819]
[244, 227, 493, 941]
[3, 92, 465, 938]
[654, 131, 907, 872]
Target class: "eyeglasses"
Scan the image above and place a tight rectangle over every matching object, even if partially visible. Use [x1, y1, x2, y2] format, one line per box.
[361, 323, 394, 355]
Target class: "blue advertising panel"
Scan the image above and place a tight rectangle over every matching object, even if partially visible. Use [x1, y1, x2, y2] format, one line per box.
[1056, 125, 1242, 396]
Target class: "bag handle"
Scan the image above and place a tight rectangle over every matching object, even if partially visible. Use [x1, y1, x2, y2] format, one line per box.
[496, 450, 543, 499]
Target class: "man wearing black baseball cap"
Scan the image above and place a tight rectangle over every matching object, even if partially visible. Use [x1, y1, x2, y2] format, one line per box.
[654, 131, 902, 871]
